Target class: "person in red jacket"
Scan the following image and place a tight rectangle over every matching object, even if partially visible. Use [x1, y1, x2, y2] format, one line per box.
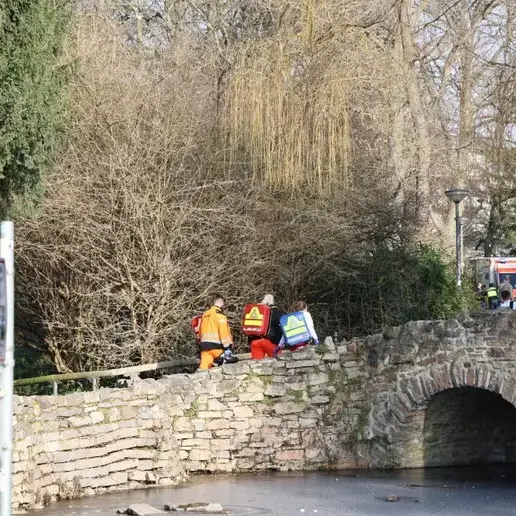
[250, 294, 285, 359]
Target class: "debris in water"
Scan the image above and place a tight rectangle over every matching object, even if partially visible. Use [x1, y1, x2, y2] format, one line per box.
[164, 502, 224, 513]
[117, 504, 165, 515]
[385, 495, 400, 502]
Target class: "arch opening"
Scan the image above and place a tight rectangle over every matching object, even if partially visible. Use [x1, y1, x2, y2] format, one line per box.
[423, 387, 516, 467]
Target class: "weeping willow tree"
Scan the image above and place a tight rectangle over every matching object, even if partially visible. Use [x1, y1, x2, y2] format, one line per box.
[225, 0, 356, 194]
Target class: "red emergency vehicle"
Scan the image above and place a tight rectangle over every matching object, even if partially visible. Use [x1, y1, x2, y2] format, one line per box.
[471, 257, 516, 297]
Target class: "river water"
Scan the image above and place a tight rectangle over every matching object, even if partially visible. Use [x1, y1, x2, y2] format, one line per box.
[31, 466, 516, 516]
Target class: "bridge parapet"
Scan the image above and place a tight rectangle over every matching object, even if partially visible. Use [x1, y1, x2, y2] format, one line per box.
[12, 340, 369, 510]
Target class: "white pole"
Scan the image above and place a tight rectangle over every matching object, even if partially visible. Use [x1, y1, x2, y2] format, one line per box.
[0, 221, 14, 516]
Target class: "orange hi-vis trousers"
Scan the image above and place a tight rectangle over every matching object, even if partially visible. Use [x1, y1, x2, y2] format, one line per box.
[199, 349, 224, 370]
[250, 338, 277, 359]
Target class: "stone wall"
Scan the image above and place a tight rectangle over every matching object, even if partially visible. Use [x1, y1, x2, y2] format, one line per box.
[12, 340, 369, 510]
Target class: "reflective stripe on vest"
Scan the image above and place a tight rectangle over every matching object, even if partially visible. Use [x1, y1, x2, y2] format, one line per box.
[283, 315, 307, 338]
[487, 288, 498, 298]
[281, 312, 310, 346]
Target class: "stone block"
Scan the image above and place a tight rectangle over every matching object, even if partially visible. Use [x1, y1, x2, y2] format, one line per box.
[206, 419, 230, 430]
[249, 417, 264, 428]
[274, 402, 307, 415]
[109, 459, 139, 472]
[119, 503, 165, 514]
[305, 448, 324, 460]
[233, 405, 254, 418]
[89, 471, 128, 488]
[68, 416, 92, 427]
[174, 417, 194, 432]
[307, 373, 329, 386]
[127, 471, 149, 482]
[236, 458, 254, 470]
[191, 419, 206, 431]
[210, 439, 232, 451]
[214, 429, 235, 438]
[55, 407, 82, 418]
[249, 362, 274, 375]
[291, 349, 317, 360]
[198, 411, 223, 419]
[222, 362, 251, 375]
[264, 384, 286, 397]
[286, 360, 320, 369]
[233, 448, 256, 458]
[215, 379, 239, 395]
[189, 449, 212, 461]
[337, 345, 348, 355]
[175, 432, 194, 440]
[230, 420, 250, 430]
[90, 411, 105, 424]
[185, 461, 204, 472]
[299, 418, 318, 428]
[323, 337, 336, 350]
[181, 438, 210, 449]
[238, 392, 264, 402]
[138, 460, 154, 470]
[195, 431, 212, 439]
[105, 437, 156, 454]
[311, 395, 330, 404]
[275, 449, 304, 461]
[207, 399, 227, 411]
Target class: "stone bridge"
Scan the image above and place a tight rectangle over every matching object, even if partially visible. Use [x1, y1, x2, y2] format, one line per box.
[11, 311, 516, 509]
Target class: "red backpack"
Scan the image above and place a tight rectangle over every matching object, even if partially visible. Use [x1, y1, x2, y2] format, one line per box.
[241, 304, 271, 337]
[191, 314, 202, 343]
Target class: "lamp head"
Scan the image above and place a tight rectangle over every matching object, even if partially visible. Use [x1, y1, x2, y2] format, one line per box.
[445, 188, 469, 204]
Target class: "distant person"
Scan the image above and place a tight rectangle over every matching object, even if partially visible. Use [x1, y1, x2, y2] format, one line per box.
[476, 283, 487, 309]
[485, 283, 499, 310]
[275, 300, 319, 355]
[198, 295, 236, 370]
[499, 291, 516, 309]
[250, 294, 285, 360]
[499, 275, 513, 300]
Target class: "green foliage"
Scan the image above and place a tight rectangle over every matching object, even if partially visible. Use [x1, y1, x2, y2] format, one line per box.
[14, 345, 56, 395]
[309, 244, 466, 338]
[0, 0, 70, 210]
[185, 399, 199, 418]
[415, 245, 465, 319]
[14, 344, 55, 381]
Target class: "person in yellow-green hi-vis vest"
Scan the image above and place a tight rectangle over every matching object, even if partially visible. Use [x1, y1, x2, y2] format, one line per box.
[274, 300, 319, 356]
[485, 283, 499, 310]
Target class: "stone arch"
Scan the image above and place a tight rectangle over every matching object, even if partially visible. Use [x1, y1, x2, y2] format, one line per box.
[365, 362, 516, 468]
[423, 387, 516, 466]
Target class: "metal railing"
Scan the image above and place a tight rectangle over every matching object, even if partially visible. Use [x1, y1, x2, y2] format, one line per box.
[14, 353, 251, 395]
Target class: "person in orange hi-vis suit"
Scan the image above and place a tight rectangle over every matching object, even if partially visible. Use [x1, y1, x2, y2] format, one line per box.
[198, 295, 234, 370]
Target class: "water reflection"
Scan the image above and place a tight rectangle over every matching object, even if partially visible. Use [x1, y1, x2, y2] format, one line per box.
[31, 466, 516, 516]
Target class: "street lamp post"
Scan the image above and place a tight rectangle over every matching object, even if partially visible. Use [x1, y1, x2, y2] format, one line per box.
[445, 188, 469, 287]
[0, 222, 13, 516]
